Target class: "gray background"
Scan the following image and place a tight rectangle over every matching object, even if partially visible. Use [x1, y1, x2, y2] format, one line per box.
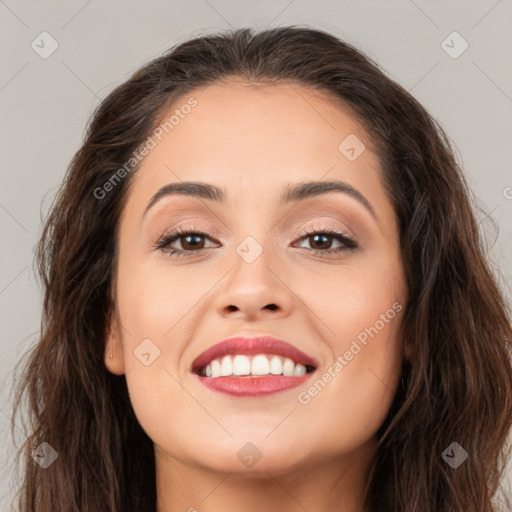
[1, 0, 511, 509]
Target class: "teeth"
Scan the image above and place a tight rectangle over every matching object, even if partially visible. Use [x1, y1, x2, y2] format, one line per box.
[294, 363, 307, 376]
[220, 355, 232, 376]
[200, 354, 312, 378]
[232, 355, 251, 376]
[251, 354, 270, 375]
[211, 359, 221, 378]
[269, 355, 282, 375]
[282, 357, 295, 377]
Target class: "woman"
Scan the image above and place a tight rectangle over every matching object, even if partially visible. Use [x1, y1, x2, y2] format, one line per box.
[12, 25, 512, 512]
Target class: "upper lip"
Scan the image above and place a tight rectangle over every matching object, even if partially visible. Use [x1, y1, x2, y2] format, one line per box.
[191, 336, 319, 373]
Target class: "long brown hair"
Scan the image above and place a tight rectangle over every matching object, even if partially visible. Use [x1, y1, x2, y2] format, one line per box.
[12, 26, 512, 512]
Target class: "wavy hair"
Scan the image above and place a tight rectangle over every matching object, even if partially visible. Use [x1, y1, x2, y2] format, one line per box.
[12, 25, 512, 512]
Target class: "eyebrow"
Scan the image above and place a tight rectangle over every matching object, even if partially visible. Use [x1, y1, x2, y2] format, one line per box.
[143, 180, 376, 219]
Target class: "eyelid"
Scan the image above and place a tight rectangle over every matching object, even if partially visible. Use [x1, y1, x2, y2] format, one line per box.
[162, 220, 220, 237]
[295, 222, 354, 239]
[157, 220, 354, 242]
[154, 220, 359, 258]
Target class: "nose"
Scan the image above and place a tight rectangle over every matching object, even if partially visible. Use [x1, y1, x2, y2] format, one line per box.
[213, 244, 294, 322]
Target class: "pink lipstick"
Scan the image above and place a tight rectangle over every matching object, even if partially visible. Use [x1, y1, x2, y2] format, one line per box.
[191, 336, 318, 397]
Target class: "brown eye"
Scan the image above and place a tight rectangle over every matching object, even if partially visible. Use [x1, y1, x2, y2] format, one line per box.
[178, 234, 206, 250]
[294, 227, 358, 254]
[305, 233, 336, 250]
[155, 228, 219, 257]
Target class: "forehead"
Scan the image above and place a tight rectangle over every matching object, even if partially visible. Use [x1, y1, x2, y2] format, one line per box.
[123, 79, 385, 216]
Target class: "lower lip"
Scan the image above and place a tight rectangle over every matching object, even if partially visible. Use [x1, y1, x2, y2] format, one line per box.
[196, 373, 314, 397]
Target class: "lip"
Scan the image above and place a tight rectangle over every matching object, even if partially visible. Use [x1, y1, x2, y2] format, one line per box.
[191, 336, 319, 373]
[197, 374, 314, 397]
[191, 336, 319, 398]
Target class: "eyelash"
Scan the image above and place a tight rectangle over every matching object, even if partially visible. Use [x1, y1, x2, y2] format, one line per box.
[154, 225, 358, 258]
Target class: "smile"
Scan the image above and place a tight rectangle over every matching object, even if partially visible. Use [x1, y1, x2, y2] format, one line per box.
[191, 336, 318, 397]
[198, 354, 315, 377]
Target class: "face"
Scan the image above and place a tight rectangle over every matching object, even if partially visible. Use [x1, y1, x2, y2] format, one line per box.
[105, 79, 408, 477]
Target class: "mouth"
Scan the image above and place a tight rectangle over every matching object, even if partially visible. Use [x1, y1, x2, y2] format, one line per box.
[191, 336, 318, 397]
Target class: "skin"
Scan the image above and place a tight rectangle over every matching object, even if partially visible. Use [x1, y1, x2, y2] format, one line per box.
[105, 79, 409, 512]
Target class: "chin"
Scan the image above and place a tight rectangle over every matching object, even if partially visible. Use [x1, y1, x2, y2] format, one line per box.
[194, 447, 308, 477]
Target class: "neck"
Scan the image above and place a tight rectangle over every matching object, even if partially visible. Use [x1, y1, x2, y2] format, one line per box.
[155, 438, 376, 512]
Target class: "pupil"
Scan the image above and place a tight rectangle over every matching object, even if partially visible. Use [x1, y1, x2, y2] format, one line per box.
[183, 234, 204, 250]
[311, 234, 331, 249]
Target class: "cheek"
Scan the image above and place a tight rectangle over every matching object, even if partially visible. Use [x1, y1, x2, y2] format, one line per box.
[293, 253, 405, 439]
[117, 261, 207, 357]
[298, 248, 403, 351]
[116, 260, 225, 442]
[294, 310, 403, 455]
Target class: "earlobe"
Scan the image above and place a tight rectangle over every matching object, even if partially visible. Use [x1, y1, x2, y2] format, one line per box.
[104, 309, 126, 376]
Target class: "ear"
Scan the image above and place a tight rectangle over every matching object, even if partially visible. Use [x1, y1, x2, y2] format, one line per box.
[104, 305, 126, 375]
